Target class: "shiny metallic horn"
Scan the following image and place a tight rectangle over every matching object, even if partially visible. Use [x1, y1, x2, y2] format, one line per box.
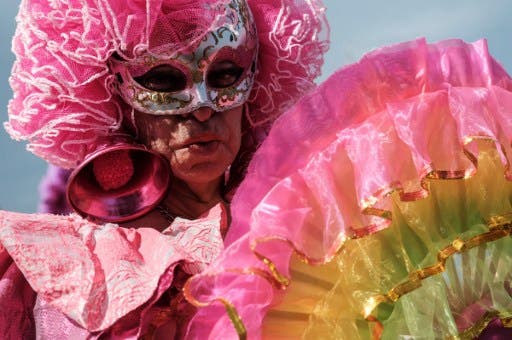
[66, 140, 170, 223]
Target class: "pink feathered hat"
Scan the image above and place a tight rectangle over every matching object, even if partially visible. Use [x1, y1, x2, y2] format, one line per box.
[5, 0, 329, 168]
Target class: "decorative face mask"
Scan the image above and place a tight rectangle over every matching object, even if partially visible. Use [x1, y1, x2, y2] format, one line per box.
[110, 0, 258, 116]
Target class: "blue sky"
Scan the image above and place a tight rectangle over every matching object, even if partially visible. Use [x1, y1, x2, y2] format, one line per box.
[1, 0, 512, 212]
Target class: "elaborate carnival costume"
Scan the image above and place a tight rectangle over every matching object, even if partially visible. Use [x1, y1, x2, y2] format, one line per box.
[5, 0, 511, 339]
[0, 0, 328, 338]
[182, 39, 512, 339]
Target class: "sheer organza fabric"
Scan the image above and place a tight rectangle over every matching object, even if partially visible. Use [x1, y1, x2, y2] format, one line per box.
[182, 38, 512, 338]
[5, 0, 329, 168]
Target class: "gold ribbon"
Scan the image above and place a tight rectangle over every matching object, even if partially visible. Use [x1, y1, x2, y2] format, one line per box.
[183, 267, 281, 340]
[254, 251, 290, 287]
[221, 298, 248, 340]
[363, 217, 512, 338]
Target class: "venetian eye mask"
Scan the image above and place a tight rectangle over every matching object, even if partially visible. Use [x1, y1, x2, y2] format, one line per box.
[110, 0, 258, 116]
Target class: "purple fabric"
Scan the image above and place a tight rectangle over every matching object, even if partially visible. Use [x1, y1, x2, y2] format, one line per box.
[478, 319, 512, 339]
[37, 165, 72, 214]
[33, 297, 91, 339]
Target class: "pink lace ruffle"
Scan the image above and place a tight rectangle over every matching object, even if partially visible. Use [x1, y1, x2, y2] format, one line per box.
[5, 0, 329, 168]
[0, 204, 226, 337]
[182, 38, 512, 338]
[245, 0, 329, 129]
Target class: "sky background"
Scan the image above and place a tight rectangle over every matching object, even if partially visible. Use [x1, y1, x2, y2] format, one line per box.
[1, 0, 512, 213]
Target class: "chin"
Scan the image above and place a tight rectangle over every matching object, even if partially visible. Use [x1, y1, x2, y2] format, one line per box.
[172, 159, 231, 185]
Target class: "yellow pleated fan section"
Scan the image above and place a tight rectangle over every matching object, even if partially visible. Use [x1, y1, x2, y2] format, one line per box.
[262, 141, 512, 339]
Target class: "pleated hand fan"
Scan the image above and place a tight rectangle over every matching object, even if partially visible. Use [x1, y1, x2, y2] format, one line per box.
[183, 38, 512, 340]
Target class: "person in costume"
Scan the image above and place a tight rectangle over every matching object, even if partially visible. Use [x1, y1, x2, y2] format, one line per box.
[182, 39, 512, 339]
[8, 1, 511, 339]
[0, 0, 328, 338]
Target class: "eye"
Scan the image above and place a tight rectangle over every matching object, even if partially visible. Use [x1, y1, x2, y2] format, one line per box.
[207, 61, 244, 88]
[133, 65, 187, 92]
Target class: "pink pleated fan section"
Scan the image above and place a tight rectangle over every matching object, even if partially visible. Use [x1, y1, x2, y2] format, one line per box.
[183, 38, 512, 339]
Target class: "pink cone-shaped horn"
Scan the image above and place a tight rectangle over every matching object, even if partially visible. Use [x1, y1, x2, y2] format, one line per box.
[67, 138, 170, 223]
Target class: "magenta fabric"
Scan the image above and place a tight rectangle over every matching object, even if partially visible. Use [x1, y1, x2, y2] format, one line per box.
[0, 251, 36, 339]
[0, 204, 226, 338]
[183, 38, 512, 338]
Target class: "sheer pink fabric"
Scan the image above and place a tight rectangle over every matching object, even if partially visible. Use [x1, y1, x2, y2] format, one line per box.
[182, 38, 512, 338]
[0, 204, 227, 338]
[5, 0, 329, 168]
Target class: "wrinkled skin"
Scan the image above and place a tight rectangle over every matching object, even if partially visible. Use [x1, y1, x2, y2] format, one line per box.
[124, 106, 243, 229]
[134, 106, 243, 186]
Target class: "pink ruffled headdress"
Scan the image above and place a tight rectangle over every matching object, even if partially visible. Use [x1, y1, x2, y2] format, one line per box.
[5, 0, 329, 170]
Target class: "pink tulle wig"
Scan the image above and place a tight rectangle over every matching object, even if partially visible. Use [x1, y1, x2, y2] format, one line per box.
[5, 0, 330, 169]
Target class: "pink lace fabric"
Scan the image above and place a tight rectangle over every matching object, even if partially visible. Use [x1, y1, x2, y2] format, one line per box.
[0, 204, 227, 338]
[5, 0, 329, 168]
[181, 38, 512, 338]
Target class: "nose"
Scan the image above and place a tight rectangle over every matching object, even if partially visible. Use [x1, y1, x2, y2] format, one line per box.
[191, 107, 214, 122]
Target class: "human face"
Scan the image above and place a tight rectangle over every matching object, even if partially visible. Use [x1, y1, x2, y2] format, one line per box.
[134, 106, 243, 185]
[111, 0, 257, 116]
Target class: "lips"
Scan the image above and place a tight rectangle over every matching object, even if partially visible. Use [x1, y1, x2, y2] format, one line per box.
[181, 133, 222, 154]
[183, 133, 221, 145]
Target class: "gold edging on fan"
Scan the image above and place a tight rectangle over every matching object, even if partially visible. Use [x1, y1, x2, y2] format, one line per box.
[183, 139, 512, 340]
[251, 139, 509, 287]
[362, 217, 512, 339]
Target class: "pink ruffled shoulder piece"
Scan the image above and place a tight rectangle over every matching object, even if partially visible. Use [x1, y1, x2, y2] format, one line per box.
[182, 38, 512, 338]
[0, 204, 226, 337]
